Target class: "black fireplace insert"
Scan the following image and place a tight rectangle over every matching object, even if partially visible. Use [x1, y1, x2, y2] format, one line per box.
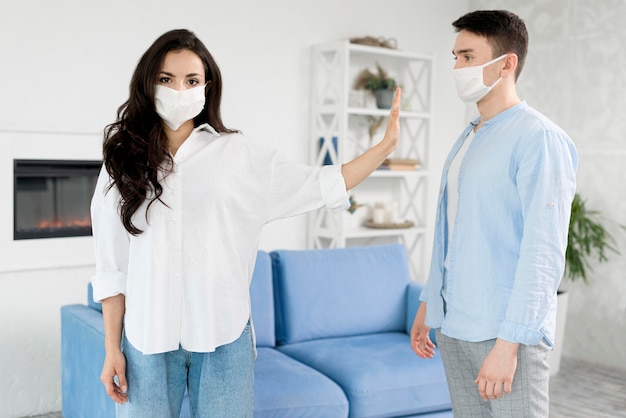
[14, 159, 102, 240]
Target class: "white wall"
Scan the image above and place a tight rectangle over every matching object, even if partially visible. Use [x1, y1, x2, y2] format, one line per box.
[0, 1, 470, 415]
[470, 0, 626, 372]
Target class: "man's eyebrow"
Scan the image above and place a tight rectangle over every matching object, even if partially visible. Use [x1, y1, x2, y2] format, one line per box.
[452, 48, 475, 56]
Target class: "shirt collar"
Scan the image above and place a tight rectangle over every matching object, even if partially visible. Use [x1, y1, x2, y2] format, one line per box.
[479, 101, 527, 129]
[194, 123, 221, 137]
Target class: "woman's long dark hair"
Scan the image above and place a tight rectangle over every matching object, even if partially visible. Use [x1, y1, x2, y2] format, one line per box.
[103, 29, 236, 235]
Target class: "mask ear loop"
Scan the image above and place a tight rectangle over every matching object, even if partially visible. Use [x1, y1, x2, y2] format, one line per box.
[498, 54, 510, 77]
[486, 54, 509, 88]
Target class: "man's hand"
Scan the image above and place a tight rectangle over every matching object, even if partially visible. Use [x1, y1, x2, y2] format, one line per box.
[475, 339, 519, 400]
[410, 302, 436, 359]
[101, 349, 128, 404]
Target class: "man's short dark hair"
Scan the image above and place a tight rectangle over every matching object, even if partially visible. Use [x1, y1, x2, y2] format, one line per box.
[453, 10, 528, 80]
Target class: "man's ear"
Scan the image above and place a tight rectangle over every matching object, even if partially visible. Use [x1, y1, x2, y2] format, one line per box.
[502, 54, 518, 78]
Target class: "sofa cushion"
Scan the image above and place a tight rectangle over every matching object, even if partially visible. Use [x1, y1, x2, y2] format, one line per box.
[271, 243, 411, 345]
[277, 332, 450, 418]
[249, 250, 275, 347]
[254, 347, 348, 417]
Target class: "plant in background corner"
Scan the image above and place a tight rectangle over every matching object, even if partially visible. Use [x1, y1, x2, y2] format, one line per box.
[564, 193, 622, 285]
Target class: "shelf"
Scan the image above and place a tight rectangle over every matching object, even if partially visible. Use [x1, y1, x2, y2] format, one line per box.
[347, 107, 430, 119]
[316, 105, 429, 119]
[309, 40, 432, 280]
[315, 225, 425, 240]
[369, 170, 427, 178]
[347, 225, 424, 239]
[346, 42, 433, 61]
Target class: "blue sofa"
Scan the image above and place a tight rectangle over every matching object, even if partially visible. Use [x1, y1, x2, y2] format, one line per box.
[61, 243, 452, 417]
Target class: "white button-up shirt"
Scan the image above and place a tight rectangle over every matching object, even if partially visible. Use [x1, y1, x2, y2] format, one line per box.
[91, 124, 349, 354]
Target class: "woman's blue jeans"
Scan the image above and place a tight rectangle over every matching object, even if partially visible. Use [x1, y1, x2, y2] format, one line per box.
[116, 323, 254, 418]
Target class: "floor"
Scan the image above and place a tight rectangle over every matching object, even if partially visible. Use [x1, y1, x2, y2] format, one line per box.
[25, 357, 626, 418]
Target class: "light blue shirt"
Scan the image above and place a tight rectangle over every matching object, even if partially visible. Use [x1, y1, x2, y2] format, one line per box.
[420, 101, 578, 347]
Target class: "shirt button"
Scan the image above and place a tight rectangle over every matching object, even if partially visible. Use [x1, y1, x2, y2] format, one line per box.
[548, 202, 555, 207]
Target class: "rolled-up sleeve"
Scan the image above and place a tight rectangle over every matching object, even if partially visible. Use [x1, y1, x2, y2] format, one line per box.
[266, 152, 349, 222]
[90, 166, 129, 303]
[319, 165, 351, 212]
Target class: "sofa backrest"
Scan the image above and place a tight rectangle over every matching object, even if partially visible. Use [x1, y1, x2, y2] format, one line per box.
[249, 250, 275, 347]
[271, 243, 411, 345]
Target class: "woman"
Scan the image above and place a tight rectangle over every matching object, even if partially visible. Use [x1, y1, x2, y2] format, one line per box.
[91, 28, 401, 417]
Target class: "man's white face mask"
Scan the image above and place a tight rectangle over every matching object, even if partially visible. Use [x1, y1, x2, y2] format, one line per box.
[154, 84, 206, 130]
[454, 54, 508, 103]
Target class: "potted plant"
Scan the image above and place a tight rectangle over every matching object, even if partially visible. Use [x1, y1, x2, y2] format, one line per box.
[354, 62, 397, 109]
[564, 193, 620, 284]
[550, 192, 621, 374]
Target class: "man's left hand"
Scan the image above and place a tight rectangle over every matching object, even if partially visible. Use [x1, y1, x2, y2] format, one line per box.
[475, 339, 519, 400]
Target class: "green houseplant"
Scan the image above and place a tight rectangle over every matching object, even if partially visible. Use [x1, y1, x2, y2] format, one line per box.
[551, 192, 621, 374]
[354, 62, 397, 109]
[564, 193, 621, 285]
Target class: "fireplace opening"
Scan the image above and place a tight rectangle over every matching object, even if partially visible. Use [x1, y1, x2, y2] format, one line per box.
[14, 159, 102, 240]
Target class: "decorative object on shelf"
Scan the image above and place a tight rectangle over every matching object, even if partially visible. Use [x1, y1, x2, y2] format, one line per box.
[364, 219, 414, 229]
[365, 115, 385, 146]
[353, 63, 397, 109]
[378, 158, 421, 171]
[369, 201, 402, 225]
[349, 36, 397, 49]
[318, 136, 338, 165]
[347, 195, 364, 215]
[348, 89, 366, 107]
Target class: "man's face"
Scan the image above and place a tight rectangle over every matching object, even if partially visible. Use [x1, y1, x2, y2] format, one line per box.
[452, 30, 502, 86]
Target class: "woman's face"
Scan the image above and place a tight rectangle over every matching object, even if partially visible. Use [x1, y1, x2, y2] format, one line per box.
[157, 49, 206, 91]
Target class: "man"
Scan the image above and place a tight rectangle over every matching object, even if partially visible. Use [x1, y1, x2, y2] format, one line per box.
[410, 10, 577, 418]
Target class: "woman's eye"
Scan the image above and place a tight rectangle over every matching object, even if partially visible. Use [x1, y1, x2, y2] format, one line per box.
[158, 77, 171, 83]
[188, 79, 199, 86]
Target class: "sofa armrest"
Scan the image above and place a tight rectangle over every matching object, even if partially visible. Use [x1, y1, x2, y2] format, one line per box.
[405, 282, 438, 345]
[61, 304, 115, 418]
[405, 281, 423, 334]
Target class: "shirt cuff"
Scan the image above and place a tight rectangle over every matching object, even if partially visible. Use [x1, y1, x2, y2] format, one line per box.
[319, 165, 350, 212]
[497, 320, 545, 346]
[91, 271, 127, 303]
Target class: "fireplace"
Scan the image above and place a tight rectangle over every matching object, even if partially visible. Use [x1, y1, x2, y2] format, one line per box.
[13, 159, 101, 240]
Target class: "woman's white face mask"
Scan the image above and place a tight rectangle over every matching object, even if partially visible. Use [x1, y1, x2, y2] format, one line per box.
[154, 84, 206, 131]
[454, 54, 508, 103]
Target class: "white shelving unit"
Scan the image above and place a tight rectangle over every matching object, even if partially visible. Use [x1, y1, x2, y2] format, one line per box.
[308, 40, 433, 280]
